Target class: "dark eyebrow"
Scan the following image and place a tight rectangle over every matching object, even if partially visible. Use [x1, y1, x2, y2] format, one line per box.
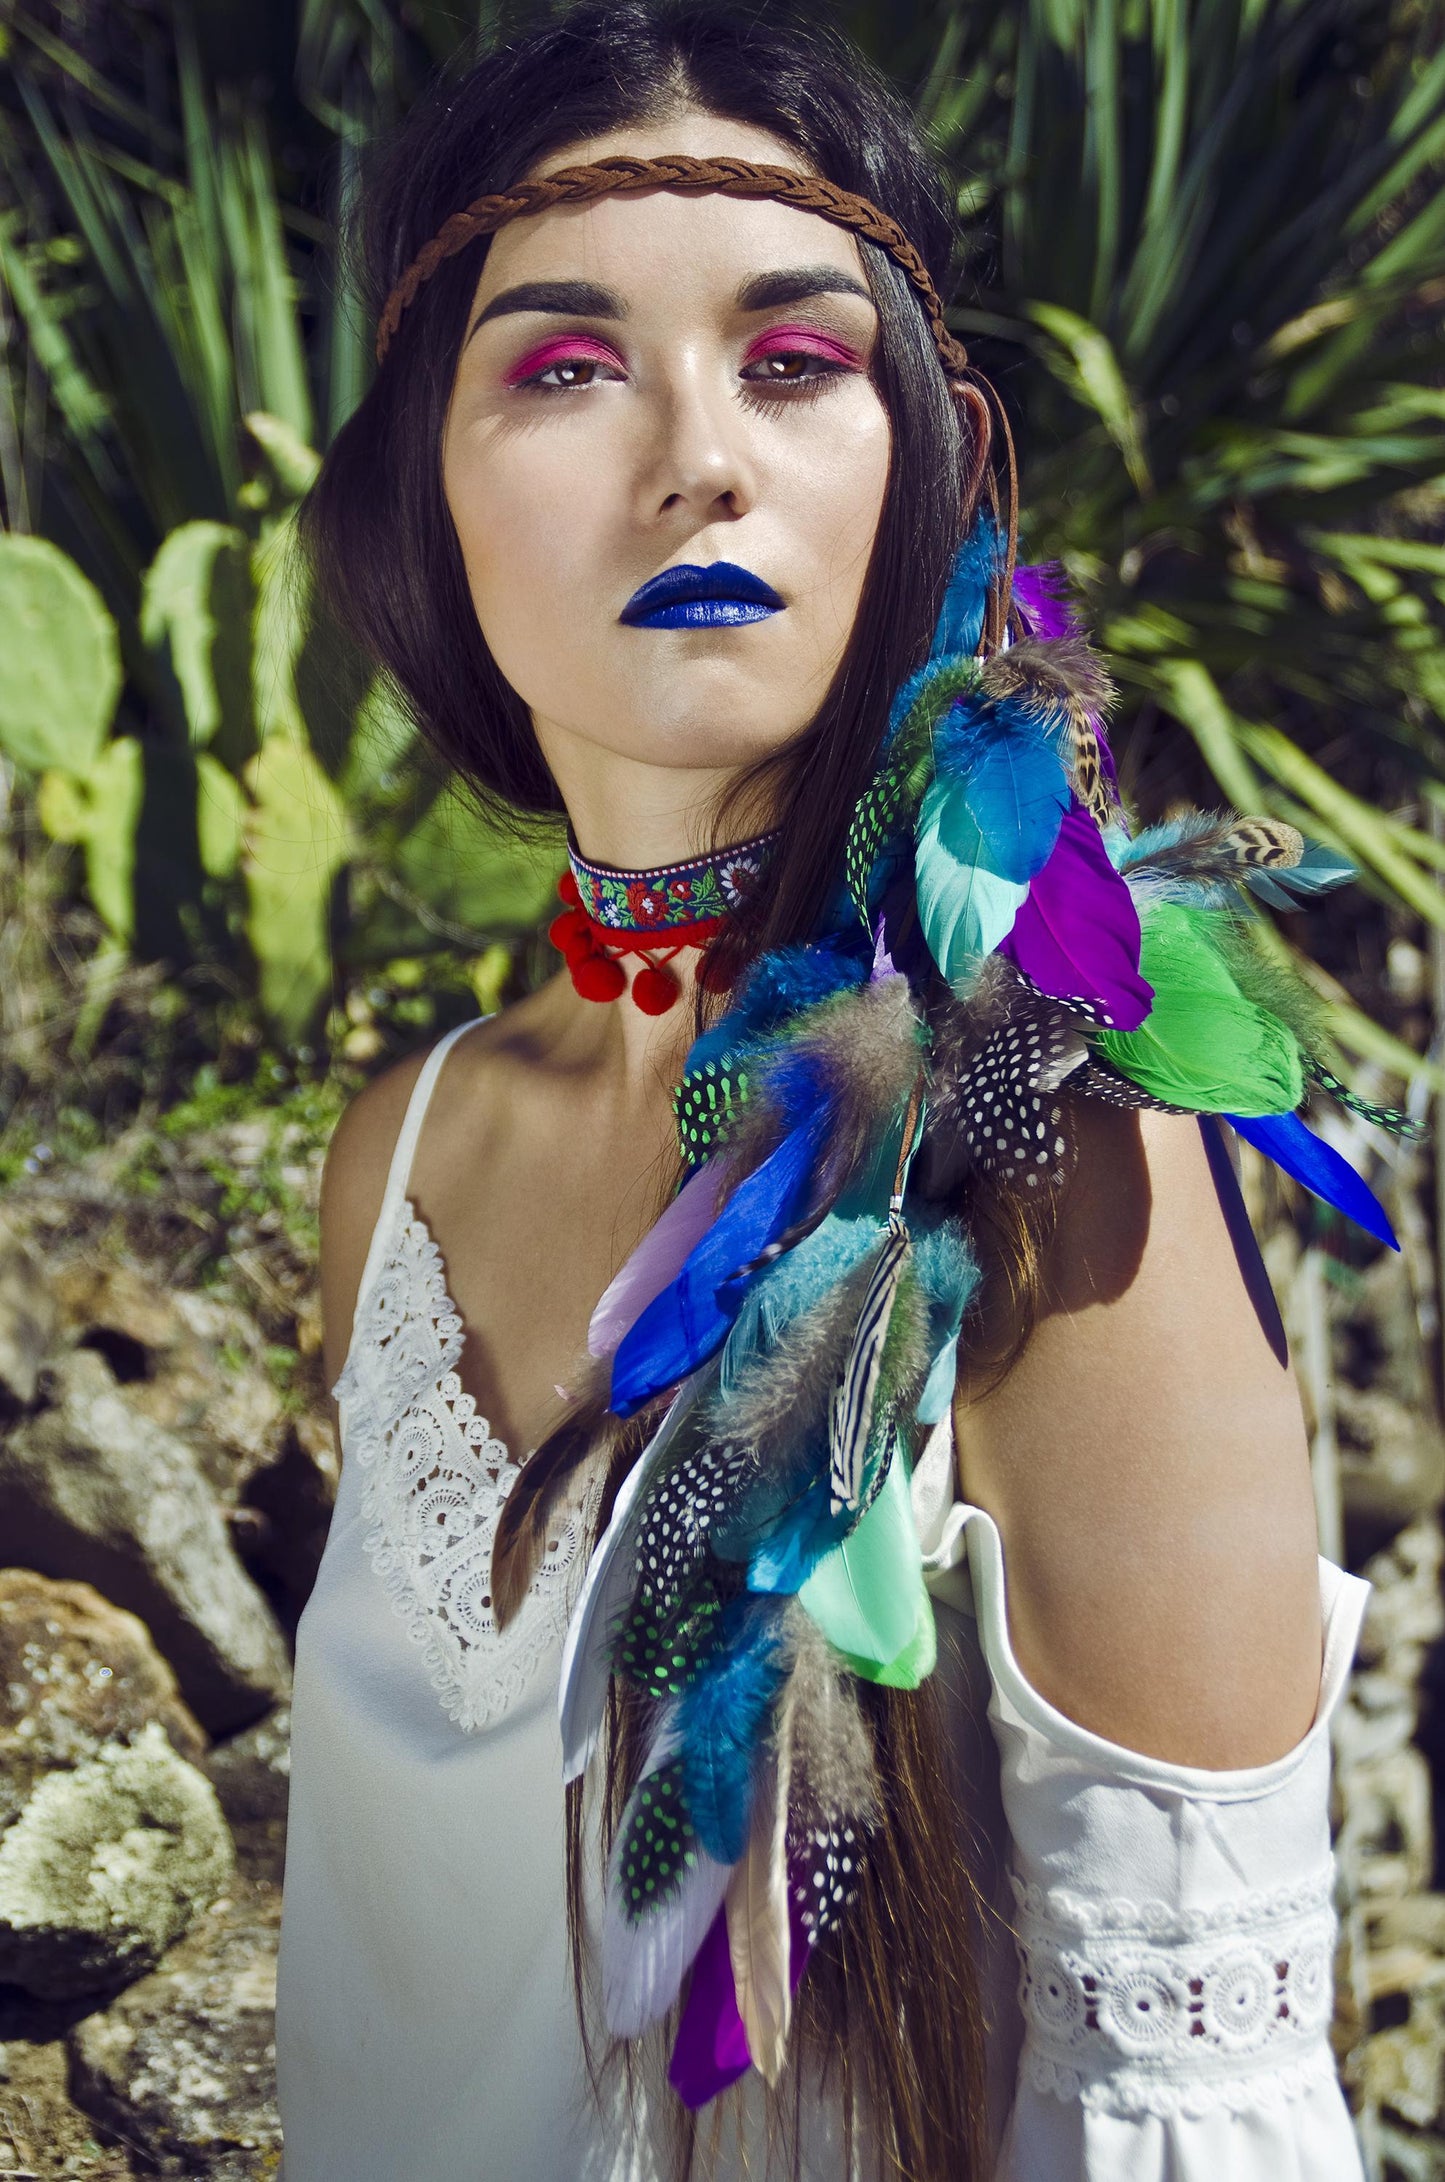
[735, 266, 874, 312]
[467, 278, 625, 343]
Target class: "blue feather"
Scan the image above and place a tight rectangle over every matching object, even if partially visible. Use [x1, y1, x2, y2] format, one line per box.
[1225, 1110, 1398, 1250]
[1244, 842, 1356, 911]
[684, 944, 869, 1077]
[747, 1479, 834, 1594]
[610, 1106, 832, 1415]
[717, 1213, 882, 1401]
[916, 1330, 961, 1424]
[927, 517, 1001, 664]
[955, 728, 1070, 885]
[676, 1595, 792, 1864]
[878, 520, 1002, 755]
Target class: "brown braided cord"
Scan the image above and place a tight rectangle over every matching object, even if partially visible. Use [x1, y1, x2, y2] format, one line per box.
[374, 154, 970, 374]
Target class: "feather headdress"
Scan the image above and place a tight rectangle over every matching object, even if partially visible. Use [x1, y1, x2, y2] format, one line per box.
[554, 512, 1417, 2104]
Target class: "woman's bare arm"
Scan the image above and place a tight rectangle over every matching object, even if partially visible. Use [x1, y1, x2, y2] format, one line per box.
[954, 1098, 1323, 1771]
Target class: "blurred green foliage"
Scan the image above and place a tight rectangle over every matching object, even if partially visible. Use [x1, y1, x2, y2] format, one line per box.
[0, 0, 1442, 1086]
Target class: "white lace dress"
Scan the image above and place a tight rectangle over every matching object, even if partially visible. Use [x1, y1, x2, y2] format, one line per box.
[275, 1014, 1372, 2181]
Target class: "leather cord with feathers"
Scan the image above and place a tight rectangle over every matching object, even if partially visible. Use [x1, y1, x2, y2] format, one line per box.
[495, 513, 1419, 2113]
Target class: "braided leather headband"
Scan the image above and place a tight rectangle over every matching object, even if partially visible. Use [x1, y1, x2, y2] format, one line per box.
[374, 153, 970, 374]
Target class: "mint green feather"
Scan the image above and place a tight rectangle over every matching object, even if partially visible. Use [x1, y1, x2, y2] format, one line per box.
[840, 1592, 935, 1690]
[1094, 904, 1305, 1115]
[915, 774, 1028, 984]
[797, 1448, 925, 1668]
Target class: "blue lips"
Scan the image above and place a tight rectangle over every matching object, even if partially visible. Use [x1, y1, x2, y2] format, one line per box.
[620, 561, 784, 630]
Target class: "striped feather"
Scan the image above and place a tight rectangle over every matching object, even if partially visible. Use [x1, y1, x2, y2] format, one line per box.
[828, 1212, 911, 1515]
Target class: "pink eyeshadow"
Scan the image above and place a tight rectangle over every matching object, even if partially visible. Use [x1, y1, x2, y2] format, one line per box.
[742, 325, 865, 370]
[503, 334, 624, 385]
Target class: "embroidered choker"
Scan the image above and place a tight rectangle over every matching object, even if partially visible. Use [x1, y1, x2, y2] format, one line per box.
[549, 831, 779, 1015]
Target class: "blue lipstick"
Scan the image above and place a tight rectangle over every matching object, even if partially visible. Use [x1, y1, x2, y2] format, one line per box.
[619, 561, 785, 630]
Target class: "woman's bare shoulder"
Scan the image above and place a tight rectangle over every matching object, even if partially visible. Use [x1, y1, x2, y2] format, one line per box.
[317, 1039, 436, 1400]
[317, 1015, 507, 1395]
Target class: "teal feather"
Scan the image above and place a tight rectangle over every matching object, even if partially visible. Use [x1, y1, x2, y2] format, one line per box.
[677, 1595, 793, 1864]
[948, 724, 1070, 885]
[915, 773, 1028, 983]
[927, 516, 1001, 665]
[1245, 840, 1356, 910]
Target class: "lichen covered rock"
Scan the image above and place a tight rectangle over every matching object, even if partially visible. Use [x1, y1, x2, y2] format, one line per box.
[0, 1566, 206, 1835]
[66, 1883, 282, 2178]
[0, 1719, 234, 1998]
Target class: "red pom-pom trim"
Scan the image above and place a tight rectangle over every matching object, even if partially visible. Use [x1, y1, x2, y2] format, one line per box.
[548, 906, 596, 962]
[571, 953, 628, 1003]
[631, 964, 680, 1015]
[557, 870, 581, 907]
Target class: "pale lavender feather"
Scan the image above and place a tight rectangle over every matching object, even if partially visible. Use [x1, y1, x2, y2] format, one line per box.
[588, 1157, 734, 1359]
[601, 1723, 735, 2039]
[1000, 804, 1153, 1031]
[558, 1387, 695, 1782]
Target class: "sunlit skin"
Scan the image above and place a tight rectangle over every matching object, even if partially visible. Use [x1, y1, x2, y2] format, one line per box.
[441, 113, 891, 873]
[322, 113, 1324, 1779]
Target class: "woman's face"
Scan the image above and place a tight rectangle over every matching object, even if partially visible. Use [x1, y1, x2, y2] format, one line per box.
[441, 113, 893, 853]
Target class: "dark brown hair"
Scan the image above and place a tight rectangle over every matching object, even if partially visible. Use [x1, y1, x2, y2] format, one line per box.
[299, 5, 1022, 2176]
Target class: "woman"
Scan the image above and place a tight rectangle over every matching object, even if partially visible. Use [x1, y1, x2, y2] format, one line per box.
[275, 6, 1377, 2177]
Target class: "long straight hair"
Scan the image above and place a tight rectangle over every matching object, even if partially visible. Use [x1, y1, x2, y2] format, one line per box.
[300, 6, 1018, 2175]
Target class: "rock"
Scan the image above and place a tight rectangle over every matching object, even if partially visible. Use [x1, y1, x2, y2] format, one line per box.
[0, 2029, 136, 2177]
[0, 1225, 60, 1413]
[1371, 1895, 1445, 1955]
[0, 1719, 234, 1999]
[1357, 1989, 1445, 2130]
[1336, 1746, 1437, 1904]
[1335, 1669, 1419, 1770]
[236, 1410, 338, 1630]
[0, 1348, 292, 1732]
[0, 1568, 206, 1835]
[1337, 1384, 1445, 1534]
[66, 1883, 281, 2178]
[1358, 1518, 1445, 1668]
[49, 1260, 288, 1498]
[201, 1706, 290, 1885]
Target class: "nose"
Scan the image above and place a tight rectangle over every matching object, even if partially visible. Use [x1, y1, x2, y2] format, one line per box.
[636, 348, 757, 527]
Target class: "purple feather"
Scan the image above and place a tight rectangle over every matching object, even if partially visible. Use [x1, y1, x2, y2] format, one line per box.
[668, 1894, 814, 2109]
[1011, 562, 1079, 642]
[1010, 565, 1120, 794]
[588, 1157, 735, 1359]
[1001, 805, 1153, 1031]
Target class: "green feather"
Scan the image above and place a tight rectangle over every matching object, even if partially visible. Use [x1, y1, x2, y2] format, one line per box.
[616, 1757, 702, 1921]
[840, 1593, 936, 1690]
[1094, 904, 1304, 1114]
[797, 1450, 925, 1667]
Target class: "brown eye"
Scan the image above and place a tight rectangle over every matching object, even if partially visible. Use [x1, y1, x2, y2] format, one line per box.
[744, 351, 829, 382]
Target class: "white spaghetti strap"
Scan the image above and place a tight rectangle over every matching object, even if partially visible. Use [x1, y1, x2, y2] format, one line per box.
[351, 1013, 492, 1337]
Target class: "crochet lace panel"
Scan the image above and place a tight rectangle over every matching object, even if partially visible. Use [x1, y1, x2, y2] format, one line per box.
[1010, 1863, 1342, 2118]
[333, 1199, 593, 1733]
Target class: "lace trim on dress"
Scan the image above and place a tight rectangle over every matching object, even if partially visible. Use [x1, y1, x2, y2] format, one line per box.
[333, 1199, 594, 1733]
[1012, 1861, 1340, 2118]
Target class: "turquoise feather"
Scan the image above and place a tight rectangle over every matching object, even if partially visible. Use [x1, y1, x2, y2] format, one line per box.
[797, 1451, 926, 1668]
[915, 774, 1028, 982]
